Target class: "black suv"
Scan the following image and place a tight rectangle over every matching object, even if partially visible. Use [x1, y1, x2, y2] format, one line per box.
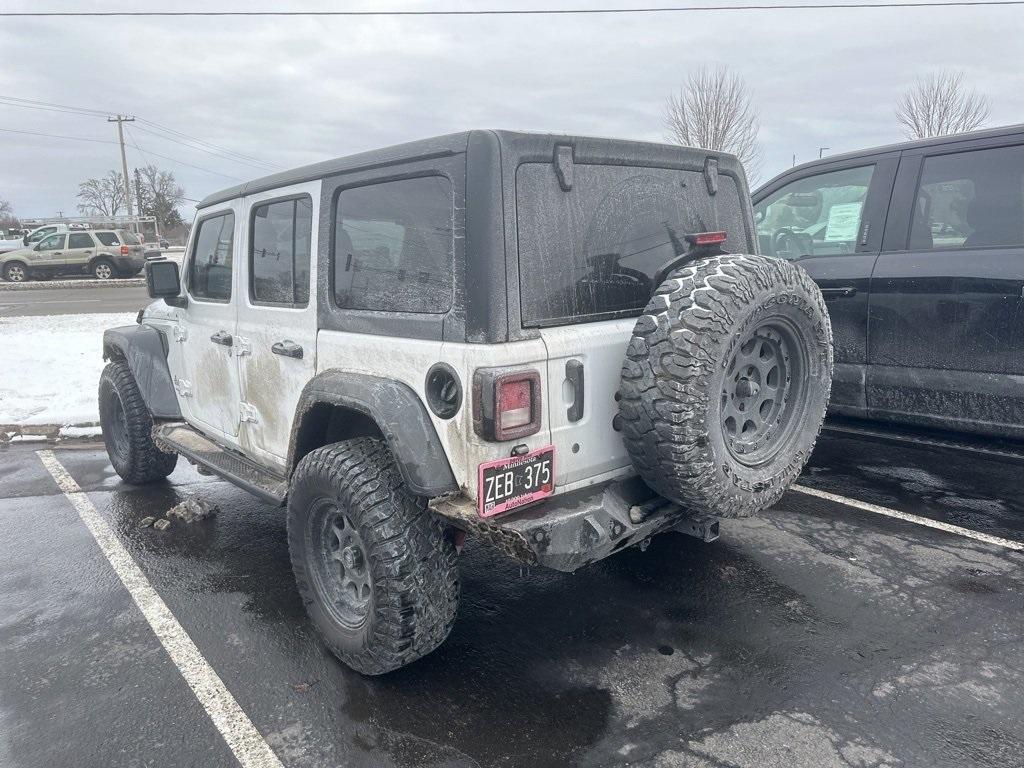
[753, 124, 1024, 440]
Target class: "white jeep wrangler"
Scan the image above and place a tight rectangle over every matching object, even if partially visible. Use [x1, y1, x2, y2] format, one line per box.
[99, 131, 832, 675]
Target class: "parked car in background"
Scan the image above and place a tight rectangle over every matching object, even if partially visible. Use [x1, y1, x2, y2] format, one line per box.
[0, 228, 145, 281]
[753, 123, 1024, 440]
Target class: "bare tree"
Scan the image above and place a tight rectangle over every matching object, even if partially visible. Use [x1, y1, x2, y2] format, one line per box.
[0, 197, 17, 231]
[664, 65, 761, 178]
[895, 70, 990, 140]
[135, 164, 186, 230]
[77, 170, 126, 217]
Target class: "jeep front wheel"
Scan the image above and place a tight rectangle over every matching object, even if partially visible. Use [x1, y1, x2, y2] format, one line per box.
[287, 438, 459, 675]
[619, 253, 833, 518]
[98, 361, 179, 484]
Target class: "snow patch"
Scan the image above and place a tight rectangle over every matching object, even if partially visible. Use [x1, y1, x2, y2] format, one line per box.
[0, 312, 136, 426]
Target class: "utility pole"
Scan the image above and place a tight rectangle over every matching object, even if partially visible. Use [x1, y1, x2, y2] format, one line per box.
[134, 168, 145, 219]
[108, 114, 135, 221]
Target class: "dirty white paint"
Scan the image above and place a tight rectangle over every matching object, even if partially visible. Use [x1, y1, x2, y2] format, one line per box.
[791, 484, 1024, 551]
[36, 450, 285, 768]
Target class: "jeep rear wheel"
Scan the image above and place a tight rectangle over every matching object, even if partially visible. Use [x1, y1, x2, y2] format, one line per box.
[287, 438, 459, 675]
[99, 361, 178, 484]
[619, 253, 833, 518]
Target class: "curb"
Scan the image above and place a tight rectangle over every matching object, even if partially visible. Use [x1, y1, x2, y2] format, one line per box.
[0, 278, 145, 291]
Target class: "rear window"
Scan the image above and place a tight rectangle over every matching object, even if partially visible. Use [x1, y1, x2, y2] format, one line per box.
[95, 232, 120, 246]
[516, 163, 747, 326]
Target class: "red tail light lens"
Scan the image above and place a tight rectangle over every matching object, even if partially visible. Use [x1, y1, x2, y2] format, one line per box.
[473, 368, 542, 441]
[499, 379, 533, 430]
[120, 245, 130, 255]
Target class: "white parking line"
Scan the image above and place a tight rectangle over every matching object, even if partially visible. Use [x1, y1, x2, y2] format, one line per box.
[791, 483, 1024, 551]
[37, 450, 285, 768]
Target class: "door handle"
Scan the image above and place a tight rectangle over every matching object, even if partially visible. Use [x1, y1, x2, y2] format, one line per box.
[566, 359, 584, 422]
[820, 286, 857, 300]
[210, 330, 233, 347]
[271, 340, 304, 359]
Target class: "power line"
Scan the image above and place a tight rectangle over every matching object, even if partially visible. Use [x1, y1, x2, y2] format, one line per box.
[121, 126, 246, 181]
[0, 93, 279, 170]
[1, 1, 1020, 14]
[0, 125, 245, 181]
[0, 126, 117, 145]
[131, 123, 279, 171]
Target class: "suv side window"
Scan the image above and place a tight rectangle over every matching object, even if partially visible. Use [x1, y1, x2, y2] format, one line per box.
[908, 144, 1024, 250]
[37, 233, 66, 250]
[189, 212, 235, 301]
[95, 232, 119, 247]
[250, 196, 313, 306]
[333, 175, 454, 314]
[754, 165, 874, 259]
[68, 233, 94, 249]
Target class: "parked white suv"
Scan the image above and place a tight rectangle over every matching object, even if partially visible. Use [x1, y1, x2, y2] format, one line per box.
[99, 131, 832, 674]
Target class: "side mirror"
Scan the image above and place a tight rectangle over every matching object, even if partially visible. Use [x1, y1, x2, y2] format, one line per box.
[145, 260, 187, 307]
[22, 235, 28, 245]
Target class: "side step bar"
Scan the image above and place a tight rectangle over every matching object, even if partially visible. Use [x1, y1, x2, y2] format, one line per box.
[153, 423, 288, 505]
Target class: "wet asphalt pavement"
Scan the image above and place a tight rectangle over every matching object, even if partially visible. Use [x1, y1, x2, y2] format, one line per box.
[1, 427, 1023, 768]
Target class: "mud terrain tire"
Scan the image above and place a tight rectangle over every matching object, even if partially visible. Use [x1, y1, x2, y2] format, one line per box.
[287, 438, 459, 675]
[619, 253, 832, 518]
[98, 361, 178, 484]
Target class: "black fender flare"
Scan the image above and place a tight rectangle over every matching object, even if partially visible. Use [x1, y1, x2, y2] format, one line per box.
[102, 325, 182, 419]
[288, 370, 458, 498]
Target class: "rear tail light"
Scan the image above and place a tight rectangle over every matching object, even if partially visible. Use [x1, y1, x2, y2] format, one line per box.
[474, 368, 542, 441]
[120, 245, 130, 255]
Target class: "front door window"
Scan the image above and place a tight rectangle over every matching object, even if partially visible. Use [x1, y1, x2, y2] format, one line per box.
[754, 165, 874, 259]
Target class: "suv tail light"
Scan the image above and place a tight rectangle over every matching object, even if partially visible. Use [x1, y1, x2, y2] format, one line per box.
[120, 245, 130, 255]
[474, 368, 542, 441]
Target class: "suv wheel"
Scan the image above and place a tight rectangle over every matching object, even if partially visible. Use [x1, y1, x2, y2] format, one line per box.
[619, 253, 833, 518]
[288, 438, 459, 675]
[98, 361, 178, 484]
[3, 262, 29, 282]
[92, 258, 116, 280]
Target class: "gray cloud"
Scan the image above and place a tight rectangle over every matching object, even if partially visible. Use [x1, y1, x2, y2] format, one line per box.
[1, 0, 1021, 218]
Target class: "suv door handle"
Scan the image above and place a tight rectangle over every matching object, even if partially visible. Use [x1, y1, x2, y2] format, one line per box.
[210, 330, 233, 347]
[820, 286, 857, 300]
[271, 340, 303, 359]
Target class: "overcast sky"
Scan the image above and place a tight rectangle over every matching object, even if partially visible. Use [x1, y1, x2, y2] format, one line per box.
[1, 0, 1021, 220]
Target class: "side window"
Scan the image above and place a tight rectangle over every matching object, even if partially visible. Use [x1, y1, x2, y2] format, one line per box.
[68, 233, 94, 249]
[754, 165, 874, 259]
[95, 232, 119, 247]
[333, 176, 454, 314]
[188, 212, 235, 301]
[37, 234, 66, 251]
[909, 145, 1024, 250]
[250, 196, 313, 306]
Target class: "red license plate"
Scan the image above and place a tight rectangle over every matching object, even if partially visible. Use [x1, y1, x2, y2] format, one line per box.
[478, 446, 555, 518]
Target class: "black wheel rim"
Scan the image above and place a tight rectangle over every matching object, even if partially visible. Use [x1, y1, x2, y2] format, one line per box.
[308, 501, 372, 630]
[107, 393, 130, 463]
[720, 317, 807, 466]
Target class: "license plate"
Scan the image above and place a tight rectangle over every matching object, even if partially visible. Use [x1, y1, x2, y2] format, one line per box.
[478, 446, 555, 518]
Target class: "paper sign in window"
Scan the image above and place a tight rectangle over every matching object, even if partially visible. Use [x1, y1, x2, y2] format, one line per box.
[824, 202, 863, 242]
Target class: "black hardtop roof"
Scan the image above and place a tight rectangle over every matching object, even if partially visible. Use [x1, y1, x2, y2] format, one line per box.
[197, 129, 744, 209]
[756, 122, 1024, 195]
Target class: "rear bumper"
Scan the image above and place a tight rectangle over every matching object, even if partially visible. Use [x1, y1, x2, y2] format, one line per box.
[430, 476, 717, 572]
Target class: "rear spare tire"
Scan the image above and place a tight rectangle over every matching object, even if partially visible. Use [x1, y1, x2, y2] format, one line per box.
[619, 253, 832, 518]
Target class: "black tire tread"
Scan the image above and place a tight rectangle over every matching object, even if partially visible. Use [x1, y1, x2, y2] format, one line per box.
[287, 438, 459, 675]
[619, 253, 833, 518]
[99, 361, 178, 484]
